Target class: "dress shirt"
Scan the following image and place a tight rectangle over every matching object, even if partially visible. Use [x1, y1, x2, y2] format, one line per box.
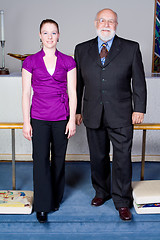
[98, 36, 114, 53]
[98, 37, 114, 65]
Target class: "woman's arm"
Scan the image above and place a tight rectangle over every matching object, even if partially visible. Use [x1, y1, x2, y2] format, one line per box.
[65, 67, 77, 139]
[22, 68, 32, 141]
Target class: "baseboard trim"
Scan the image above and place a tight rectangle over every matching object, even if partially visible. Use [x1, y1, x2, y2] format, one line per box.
[0, 154, 160, 162]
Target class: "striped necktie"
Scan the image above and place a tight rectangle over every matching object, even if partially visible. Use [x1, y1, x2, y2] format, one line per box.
[100, 43, 108, 64]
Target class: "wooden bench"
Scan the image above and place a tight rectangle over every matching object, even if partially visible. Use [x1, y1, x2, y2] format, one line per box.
[134, 123, 160, 180]
[0, 122, 160, 189]
[0, 123, 23, 190]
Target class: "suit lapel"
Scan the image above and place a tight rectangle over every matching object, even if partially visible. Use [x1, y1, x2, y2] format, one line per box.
[88, 37, 102, 67]
[88, 35, 123, 67]
[104, 35, 122, 67]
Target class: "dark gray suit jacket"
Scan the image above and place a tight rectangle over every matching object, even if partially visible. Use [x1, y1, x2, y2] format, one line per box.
[74, 35, 147, 129]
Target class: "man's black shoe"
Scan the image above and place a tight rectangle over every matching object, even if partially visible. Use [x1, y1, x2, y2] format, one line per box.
[36, 212, 47, 223]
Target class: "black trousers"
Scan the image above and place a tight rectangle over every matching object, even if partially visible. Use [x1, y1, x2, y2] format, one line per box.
[86, 115, 133, 209]
[31, 118, 68, 212]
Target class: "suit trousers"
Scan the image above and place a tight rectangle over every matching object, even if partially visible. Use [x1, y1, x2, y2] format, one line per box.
[86, 114, 133, 209]
[31, 118, 68, 212]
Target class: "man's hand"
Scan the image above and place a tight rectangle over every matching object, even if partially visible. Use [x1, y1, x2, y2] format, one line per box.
[132, 112, 144, 124]
[76, 114, 83, 126]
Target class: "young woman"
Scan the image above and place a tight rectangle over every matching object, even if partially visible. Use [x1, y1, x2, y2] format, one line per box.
[22, 19, 77, 223]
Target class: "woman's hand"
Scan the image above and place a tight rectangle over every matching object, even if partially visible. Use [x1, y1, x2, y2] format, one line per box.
[23, 123, 32, 141]
[65, 119, 76, 139]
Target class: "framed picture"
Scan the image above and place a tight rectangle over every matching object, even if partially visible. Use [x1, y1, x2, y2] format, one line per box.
[152, 0, 160, 73]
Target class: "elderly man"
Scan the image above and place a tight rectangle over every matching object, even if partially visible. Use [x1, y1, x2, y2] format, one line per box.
[74, 8, 147, 221]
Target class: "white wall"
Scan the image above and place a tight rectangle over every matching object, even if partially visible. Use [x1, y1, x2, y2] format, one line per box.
[0, 0, 155, 76]
[0, 0, 159, 161]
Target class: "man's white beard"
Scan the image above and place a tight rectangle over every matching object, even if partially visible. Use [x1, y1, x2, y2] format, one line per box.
[96, 28, 116, 42]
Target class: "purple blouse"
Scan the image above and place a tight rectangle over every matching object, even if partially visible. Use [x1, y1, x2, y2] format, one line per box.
[22, 49, 76, 121]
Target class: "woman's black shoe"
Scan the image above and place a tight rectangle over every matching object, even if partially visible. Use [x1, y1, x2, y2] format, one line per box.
[36, 212, 47, 223]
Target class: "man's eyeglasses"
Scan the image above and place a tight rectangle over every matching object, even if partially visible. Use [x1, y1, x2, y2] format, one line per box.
[97, 18, 117, 26]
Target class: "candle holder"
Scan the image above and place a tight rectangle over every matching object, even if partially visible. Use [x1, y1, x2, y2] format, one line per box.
[0, 40, 9, 75]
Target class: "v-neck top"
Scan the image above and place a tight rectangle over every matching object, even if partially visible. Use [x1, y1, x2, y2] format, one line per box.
[22, 49, 76, 121]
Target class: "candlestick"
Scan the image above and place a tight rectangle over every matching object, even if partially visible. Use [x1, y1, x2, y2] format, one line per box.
[0, 10, 9, 75]
[0, 10, 5, 41]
